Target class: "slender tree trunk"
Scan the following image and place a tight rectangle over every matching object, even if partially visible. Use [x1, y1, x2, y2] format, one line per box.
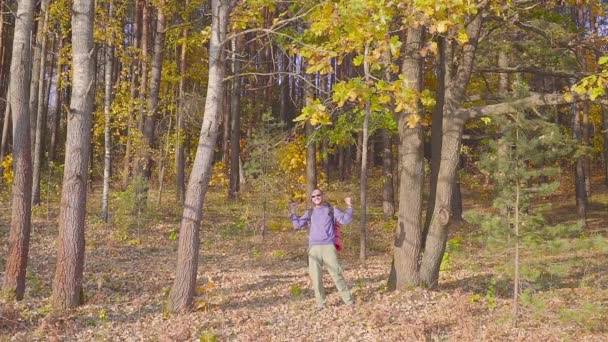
[359, 44, 372, 262]
[52, 0, 95, 310]
[602, 105, 608, 186]
[279, 50, 289, 125]
[228, 35, 242, 199]
[175, 0, 188, 203]
[31, 4, 51, 205]
[2, 0, 35, 300]
[49, 35, 63, 162]
[169, 0, 229, 312]
[0, 89, 10, 177]
[102, 1, 114, 223]
[121, 0, 142, 190]
[388, 26, 424, 289]
[582, 102, 590, 199]
[29, 1, 49, 147]
[304, 73, 316, 199]
[137, 0, 149, 132]
[136, 2, 165, 188]
[573, 103, 587, 225]
[380, 129, 394, 218]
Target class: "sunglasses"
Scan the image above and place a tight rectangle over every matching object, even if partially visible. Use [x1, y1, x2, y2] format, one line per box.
[311, 194, 322, 199]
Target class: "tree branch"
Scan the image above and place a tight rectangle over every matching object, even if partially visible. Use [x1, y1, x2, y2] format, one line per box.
[476, 66, 591, 79]
[459, 92, 606, 119]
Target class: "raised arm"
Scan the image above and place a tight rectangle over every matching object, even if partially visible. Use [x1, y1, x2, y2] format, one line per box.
[334, 197, 353, 225]
[289, 202, 310, 229]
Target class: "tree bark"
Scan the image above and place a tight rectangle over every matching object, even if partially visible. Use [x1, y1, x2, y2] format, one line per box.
[573, 102, 587, 225]
[49, 35, 64, 163]
[52, 0, 95, 310]
[2, 0, 35, 300]
[121, 0, 142, 189]
[388, 26, 424, 289]
[136, 2, 166, 186]
[359, 44, 372, 262]
[31, 2, 51, 205]
[102, 1, 114, 223]
[420, 14, 483, 289]
[169, 0, 230, 313]
[175, 0, 188, 203]
[304, 73, 316, 200]
[29, 0, 48, 147]
[380, 129, 394, 219]
[602, 105, 608, 186]
[228, 35, 242, 199]
[0, 89, 10, 178]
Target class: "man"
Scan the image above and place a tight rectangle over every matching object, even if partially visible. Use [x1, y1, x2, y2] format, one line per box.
[289, 189, 355, 310]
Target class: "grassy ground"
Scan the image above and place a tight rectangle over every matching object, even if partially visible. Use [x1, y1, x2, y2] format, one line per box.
[0, 169, 607, 341]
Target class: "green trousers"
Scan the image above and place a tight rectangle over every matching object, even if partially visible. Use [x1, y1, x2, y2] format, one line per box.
[308, 244, 354, 306]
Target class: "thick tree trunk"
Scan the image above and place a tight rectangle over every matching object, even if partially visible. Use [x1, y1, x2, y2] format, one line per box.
[228, 35, 242, 199]
[169, 0, 229, 312]
[102, 1, 114, 223]
[420, 15, 482, 289]
[380, 129, 395, 219]
[31, 3, 51, 205]
[175, 1, 188, 203]
[52, 0, 95, 310]
[2, 0, 35, 300]
[424, 35, 446, 245]
[388, 26, 424, 289]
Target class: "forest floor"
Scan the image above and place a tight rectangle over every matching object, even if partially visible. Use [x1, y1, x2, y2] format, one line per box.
[1, 171, 608, 341]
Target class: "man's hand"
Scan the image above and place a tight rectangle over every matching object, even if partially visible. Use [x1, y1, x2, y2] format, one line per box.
[289, 202, 299, 215]
[344, 197, 352, 208]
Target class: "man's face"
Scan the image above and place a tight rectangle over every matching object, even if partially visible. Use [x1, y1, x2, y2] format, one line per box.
[311, 191, 323, 206]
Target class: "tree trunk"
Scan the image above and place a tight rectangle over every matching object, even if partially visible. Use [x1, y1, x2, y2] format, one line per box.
[169, 0, 230, 313]
[388, 26, 424, 289]
[582, 102, 590, 199]
[52, 0, 95, 310]
[304, 73, 316, 199]
[279, 50, 289, 125]
[2, 0, 35, 300]
[0, 89, 10, 178]
[573, 102, 587, 225]
[49, 35, 64, 162]
[31, 3, 51, 205]
[359, 44, 372, 262]
[420, 15, 483, 289]
[102, 1, 114, 223]
[228, 35, 242, 199]
[136, 2, 165, 188]
[380, 129, 395, 218]
[121, 0, 142, 190]
[602, 105, 608, 186]
[29, 1, 49, 147]
[175, 0, 188, 203]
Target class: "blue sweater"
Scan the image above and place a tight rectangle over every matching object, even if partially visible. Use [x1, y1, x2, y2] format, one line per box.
[291, 204, 353, 246]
